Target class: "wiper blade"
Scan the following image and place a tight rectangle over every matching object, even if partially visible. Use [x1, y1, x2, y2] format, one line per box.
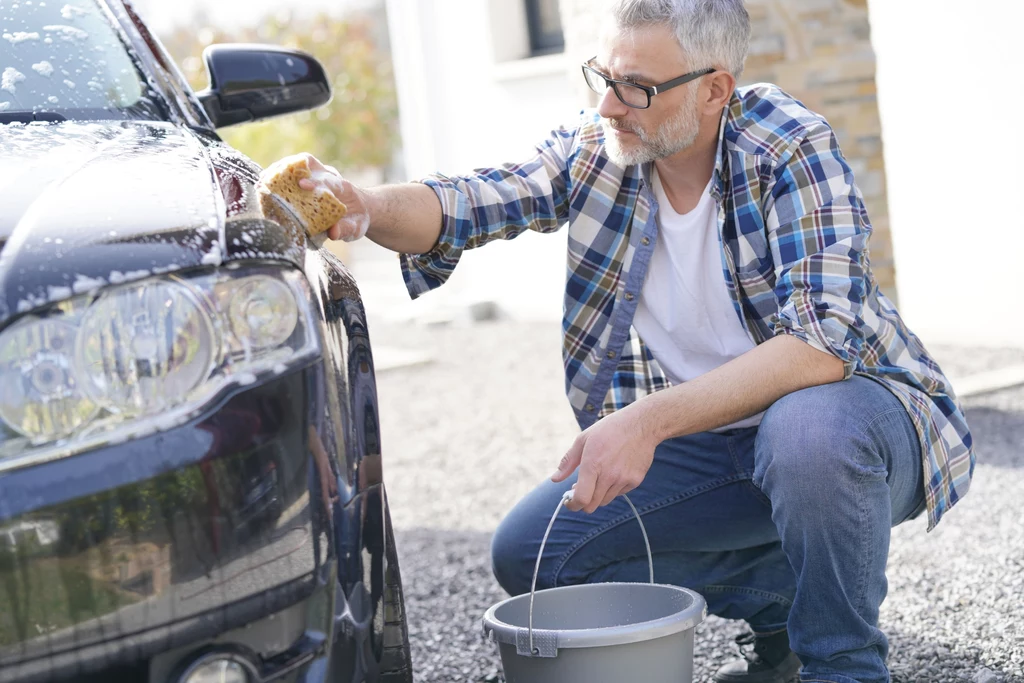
[0, 111, 67, 125]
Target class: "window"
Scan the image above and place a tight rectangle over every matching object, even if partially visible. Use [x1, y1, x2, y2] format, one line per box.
[0, 0, 161, 120]
[525, 0, 565, 56]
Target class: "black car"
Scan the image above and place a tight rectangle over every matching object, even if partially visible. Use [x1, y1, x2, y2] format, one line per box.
[0, 1, 413, 682]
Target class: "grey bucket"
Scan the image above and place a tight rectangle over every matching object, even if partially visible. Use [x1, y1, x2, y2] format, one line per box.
[482, 491, 707, 683]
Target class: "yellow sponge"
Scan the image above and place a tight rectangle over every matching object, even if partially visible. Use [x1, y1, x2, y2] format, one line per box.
[258, 156, 347, 236]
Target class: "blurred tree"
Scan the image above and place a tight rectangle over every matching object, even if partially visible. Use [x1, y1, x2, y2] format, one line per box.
[159, 9, 399, 174]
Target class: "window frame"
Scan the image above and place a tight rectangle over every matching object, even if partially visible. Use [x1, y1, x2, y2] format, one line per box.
[524, 0, 565, 57]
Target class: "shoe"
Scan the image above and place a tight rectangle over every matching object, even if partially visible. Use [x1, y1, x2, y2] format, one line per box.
[713, 630, 802, 683]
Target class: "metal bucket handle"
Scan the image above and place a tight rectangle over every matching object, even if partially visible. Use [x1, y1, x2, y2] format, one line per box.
[526, 489, 653, 657]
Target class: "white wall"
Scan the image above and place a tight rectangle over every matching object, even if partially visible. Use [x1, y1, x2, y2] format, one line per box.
[384, 0, 583, 322]
[869, 0, 1024, 348]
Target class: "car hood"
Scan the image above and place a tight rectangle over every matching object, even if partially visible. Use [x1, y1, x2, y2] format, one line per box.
[0, 120, 304, 324]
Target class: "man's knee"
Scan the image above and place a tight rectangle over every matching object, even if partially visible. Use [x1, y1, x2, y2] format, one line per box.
[753, 379, 892, 499]
[755, 389, 842, 480]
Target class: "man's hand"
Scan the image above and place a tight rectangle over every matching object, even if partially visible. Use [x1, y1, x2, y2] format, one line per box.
[262, 153, 371, 242]
[551, 403, 661, 514]
[262, 153, 445, 254]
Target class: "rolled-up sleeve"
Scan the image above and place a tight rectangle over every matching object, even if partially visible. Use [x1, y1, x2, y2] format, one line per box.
[400, 126, 577, 299]
[766, 123, 870, 378]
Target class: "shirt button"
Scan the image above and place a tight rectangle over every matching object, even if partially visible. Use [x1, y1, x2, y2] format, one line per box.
[641, 236, 651, 246]
[624, 292, 635, 302]
[585, 403, 595, 412]
[606, 350, 616, 359]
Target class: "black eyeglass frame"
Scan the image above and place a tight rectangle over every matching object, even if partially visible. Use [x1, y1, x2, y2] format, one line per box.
[582, 58, 716, 109]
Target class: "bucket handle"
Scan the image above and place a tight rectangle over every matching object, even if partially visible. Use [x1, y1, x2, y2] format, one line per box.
[526, 489, 653, 657]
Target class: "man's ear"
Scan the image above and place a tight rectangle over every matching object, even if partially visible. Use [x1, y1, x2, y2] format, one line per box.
[703, 70, 736, 115]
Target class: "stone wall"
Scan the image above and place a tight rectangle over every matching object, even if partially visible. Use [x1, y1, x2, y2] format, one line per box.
[559, 0, 897, 301]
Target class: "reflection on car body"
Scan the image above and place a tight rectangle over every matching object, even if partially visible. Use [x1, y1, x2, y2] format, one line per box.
[0, 1, 412, 682]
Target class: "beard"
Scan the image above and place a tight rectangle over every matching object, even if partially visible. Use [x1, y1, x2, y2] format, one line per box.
[602, 83, 701, 167]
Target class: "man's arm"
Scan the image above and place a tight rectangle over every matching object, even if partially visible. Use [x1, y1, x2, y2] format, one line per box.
[284, 120, 579, 267]
[288, 154, 444, 253]
[359, 183, 444, 254]
[555, 336, 843, 513]
[642, 334, 844, 441]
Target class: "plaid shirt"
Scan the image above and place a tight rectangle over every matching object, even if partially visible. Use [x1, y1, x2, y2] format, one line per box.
[400, 84, 974, 530]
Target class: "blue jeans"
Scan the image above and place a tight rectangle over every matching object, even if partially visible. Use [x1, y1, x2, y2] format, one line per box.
[491, 377, 925, 683]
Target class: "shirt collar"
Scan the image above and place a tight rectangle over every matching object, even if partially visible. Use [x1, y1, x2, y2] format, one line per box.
[710, 99, 731, 202]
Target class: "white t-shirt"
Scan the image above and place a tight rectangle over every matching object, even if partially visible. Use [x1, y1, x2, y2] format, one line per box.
[632, 168, 763, 431]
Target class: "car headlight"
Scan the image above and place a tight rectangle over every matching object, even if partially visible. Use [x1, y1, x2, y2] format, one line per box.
[0, 319, 99, 441]
[0, 265, 320, 459]
[76, 280, 218, 416]
[226, 275, 298, 350]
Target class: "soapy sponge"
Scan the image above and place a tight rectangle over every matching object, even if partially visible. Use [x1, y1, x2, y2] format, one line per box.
[257, 156, 347, 236]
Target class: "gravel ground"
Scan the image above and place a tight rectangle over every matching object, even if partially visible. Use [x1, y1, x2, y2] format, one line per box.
[370, 317, 1024, 683]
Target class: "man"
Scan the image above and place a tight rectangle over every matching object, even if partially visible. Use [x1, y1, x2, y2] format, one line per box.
[276, 1, 973, 681]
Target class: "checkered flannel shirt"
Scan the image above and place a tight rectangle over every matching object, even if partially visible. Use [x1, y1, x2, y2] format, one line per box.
[400, 83, 974, 530]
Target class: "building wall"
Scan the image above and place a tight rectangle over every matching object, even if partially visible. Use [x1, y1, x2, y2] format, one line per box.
[744, 0, 896, 302]
[384, 0, 579, 321]
[868, 0, 1024, 348]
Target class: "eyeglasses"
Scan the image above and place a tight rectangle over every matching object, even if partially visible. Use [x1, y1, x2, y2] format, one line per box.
[582, 58, 715, 109]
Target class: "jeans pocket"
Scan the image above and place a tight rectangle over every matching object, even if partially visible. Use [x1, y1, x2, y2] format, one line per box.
[745, 480, 774, 510]
[726, 427, 759, 475]
[726, 430, 774, 510]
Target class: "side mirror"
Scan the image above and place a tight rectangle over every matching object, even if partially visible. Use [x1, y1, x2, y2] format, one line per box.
[196, 44, 332, 128]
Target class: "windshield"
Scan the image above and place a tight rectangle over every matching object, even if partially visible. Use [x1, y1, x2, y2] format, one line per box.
[0, 0, 163, 121]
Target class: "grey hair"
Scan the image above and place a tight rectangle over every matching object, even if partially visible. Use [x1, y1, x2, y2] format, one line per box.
[611, 0, 751, 79]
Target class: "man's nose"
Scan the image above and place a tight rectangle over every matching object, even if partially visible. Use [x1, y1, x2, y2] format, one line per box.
[596, 86, 629, 120]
